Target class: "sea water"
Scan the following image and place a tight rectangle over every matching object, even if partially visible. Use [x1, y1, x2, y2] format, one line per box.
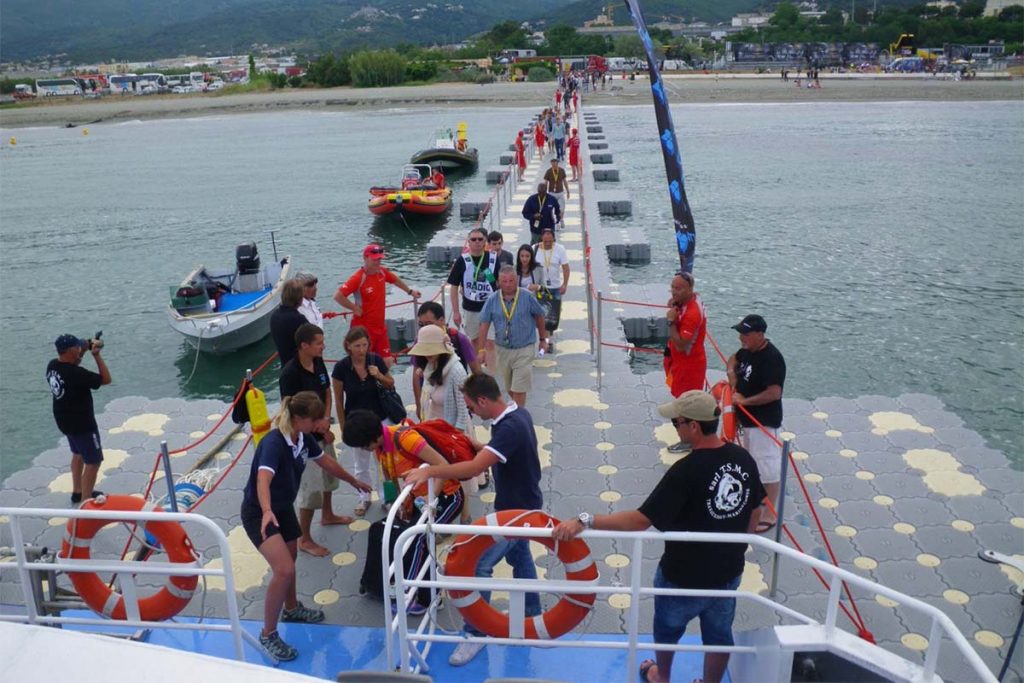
[1, 101, 1021, 480]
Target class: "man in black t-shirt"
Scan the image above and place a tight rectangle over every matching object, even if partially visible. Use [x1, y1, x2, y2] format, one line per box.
[554, 391, 764, 683]
[279, 324, 350, 556]
[448, 227, 498, 369]
[727, 314, 787, 531]
[46, 333, 112, 505]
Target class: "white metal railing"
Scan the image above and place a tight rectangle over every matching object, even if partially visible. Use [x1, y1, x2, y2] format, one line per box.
[380, 482, 996, 682]
[0, 506, 263, 662]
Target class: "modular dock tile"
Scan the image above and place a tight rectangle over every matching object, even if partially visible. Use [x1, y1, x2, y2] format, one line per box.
[1, 107, 1020, 682]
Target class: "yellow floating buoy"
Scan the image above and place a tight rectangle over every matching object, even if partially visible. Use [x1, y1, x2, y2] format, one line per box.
[83, 128, 89, 136]
[8, 137, 15, 145]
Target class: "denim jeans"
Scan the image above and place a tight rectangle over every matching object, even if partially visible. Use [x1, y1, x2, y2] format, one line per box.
[554, 137, 565, 160]
[464, 538, 541, 636]
[652, 566, 741, 646]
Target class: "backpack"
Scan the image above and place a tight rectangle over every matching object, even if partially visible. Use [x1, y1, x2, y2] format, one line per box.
[397, 419, 477, 479]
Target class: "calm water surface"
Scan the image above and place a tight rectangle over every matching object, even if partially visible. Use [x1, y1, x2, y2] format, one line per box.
[1, 101, 1021, 479]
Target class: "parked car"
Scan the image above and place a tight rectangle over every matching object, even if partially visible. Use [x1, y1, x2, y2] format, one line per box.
[206, 80, 225, 91]
[171, 85, 196, 94]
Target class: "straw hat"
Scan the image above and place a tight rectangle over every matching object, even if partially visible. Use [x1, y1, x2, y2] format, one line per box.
[408, 324, 454, 357]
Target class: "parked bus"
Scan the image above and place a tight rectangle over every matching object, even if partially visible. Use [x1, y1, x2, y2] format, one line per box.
[35, 78, 82, 96]
[109, 73, 138, 94]
[166, 72, 207, 92]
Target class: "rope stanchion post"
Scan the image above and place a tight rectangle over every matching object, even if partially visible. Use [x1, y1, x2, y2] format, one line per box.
[769, 437, 793, 598]
[159, 441, 178, 513]
[596, 290, 603, 390]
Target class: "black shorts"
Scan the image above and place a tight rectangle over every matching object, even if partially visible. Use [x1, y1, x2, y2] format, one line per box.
[241, 504, 301, 549]
[67, 432, 103, 465]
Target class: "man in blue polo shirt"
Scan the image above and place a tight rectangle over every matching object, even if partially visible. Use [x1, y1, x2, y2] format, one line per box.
[404, 372, 542, 667]
[477, 265, 548, 407]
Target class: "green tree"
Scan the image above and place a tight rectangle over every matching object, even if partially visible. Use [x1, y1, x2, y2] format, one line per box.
[819, 8, 845, 29]
[248, 54, 257, 78]
[306, 53, 351, 87]
[771, 2, 801, 29]
[349, 50, 406, 88]
[959, 0, 985, 18]
[613, 34, 647, 58]
[999, 5, 1024, 22]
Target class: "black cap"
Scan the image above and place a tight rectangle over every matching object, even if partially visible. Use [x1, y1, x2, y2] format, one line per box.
[732, 314, 767, 333]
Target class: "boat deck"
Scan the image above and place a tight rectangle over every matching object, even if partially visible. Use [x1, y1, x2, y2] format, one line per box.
[1, 108, 1021, 682]
[219, 287, 271, 312]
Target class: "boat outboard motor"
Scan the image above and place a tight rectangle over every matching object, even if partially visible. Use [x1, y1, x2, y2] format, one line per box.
[236, 242, 261, 292]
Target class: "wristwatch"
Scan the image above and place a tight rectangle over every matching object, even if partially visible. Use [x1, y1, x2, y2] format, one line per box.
[576, 512, 593, 529]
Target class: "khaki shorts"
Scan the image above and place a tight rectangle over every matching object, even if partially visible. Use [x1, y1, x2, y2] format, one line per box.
[298, 440, 340, 510]
[462, 308, 483, 342]
[740, 426, 782, 484]
[495, 344, 536, 395]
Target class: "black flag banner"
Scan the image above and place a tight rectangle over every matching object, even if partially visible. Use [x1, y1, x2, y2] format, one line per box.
[623, 0, 695, 274]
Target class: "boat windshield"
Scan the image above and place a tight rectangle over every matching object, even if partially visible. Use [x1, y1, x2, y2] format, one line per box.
[432, 129, 456, 149]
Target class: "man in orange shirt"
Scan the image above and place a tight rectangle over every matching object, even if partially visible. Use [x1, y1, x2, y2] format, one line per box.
[334, 245, 421, 368]
[664, 272, 707, 454]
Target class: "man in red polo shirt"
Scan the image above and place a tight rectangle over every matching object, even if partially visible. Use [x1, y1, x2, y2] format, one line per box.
[664, 271, 707, 454]
[334, 245, 421, 367]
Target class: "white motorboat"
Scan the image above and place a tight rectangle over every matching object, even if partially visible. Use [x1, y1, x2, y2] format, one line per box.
[167, 241, 291, 353]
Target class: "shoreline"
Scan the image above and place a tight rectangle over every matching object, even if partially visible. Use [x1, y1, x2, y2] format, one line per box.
[1, 75, 1020, 128]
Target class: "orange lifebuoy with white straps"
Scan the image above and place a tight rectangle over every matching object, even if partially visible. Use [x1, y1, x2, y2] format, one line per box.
[61, 494, 198, 621]
[711, 380, 738, 442]
[444, 510, 598, 640]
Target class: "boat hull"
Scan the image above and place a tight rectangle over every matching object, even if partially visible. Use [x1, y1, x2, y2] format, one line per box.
[167, 257, 291, 353]
[409, 147, 478, 170]
[368, 188, 452, 217]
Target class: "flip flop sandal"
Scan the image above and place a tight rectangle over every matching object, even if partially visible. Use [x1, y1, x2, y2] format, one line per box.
[639, 659, 656, 682]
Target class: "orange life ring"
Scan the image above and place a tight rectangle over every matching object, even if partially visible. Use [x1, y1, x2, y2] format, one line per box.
[711, 380, 738, 442]
[61, 494, 198, 621]
[444, 510, 598, 640]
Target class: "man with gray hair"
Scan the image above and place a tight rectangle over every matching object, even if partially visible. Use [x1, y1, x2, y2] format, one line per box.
[295, 271, 324, 328]
[477, 265, 548, 407]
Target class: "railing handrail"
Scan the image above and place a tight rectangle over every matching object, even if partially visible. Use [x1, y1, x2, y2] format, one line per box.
[0, 505, 263, 663]
[386, 517, 995, 682]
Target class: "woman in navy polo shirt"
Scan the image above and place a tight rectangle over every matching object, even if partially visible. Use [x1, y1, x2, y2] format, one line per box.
[240, 391, 371, 662]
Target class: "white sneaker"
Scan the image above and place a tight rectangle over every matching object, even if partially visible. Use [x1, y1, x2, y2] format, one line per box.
[448, 640, 485, 666]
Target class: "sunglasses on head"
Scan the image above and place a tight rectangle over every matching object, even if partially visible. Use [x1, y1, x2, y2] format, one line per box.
[304, 279, 318, 286]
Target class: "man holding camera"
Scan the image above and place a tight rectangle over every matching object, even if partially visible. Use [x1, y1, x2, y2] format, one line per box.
[46, 333, 111, 505]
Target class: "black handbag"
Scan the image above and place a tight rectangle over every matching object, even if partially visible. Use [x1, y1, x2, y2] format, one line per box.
[376, 381, 407, 423]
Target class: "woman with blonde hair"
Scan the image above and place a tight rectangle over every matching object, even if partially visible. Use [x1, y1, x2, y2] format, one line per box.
[239, 391, 371, 661]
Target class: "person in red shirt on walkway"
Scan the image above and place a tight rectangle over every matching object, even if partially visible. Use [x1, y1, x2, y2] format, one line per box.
[533, 114, 546, 158]
[334, 245, 421, 368]
[568, 128, 581, 182]
[514, 131, 526, 181]
[663, 271, 707, 454]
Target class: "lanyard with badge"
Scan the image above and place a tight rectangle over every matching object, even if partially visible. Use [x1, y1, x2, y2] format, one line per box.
[499, 288, 519, 344]
[541, 247, 554, 287]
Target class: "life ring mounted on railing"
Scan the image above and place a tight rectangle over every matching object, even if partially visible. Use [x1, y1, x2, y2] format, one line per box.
[444, 510, 598, 640]
[61, 494, 199, 621]
[711, 380, 738, 443]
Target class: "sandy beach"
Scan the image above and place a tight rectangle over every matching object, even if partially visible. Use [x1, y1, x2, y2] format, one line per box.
[1, 74, 1020, 128]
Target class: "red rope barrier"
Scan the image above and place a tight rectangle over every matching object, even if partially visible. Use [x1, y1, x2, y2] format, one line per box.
[601, 296, 664, 309]
[704, 329, 871, 638]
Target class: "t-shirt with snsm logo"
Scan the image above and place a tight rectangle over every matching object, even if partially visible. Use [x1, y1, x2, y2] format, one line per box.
[639, 443, 765, 588]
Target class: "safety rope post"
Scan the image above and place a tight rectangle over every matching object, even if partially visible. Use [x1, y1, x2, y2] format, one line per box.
[159, 441, 178, 513]
[596, 290, 603, 390]
[769, 437, 793, 597]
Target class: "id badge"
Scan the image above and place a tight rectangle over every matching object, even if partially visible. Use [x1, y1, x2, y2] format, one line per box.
[504, 326, 511, 343]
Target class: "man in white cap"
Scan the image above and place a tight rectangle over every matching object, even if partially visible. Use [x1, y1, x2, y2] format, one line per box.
[727, 314, 786, 532]
[554, 390, 764, 683]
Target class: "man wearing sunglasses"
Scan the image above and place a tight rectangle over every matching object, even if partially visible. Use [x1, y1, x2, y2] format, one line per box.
[334, 245, 421, 368]
[295, 271, 323, 328]
[554, 391, 764, 683]
[448, 228, 499, 366]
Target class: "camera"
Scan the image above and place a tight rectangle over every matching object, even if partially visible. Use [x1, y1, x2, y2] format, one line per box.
[87, 331, 104, 351]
